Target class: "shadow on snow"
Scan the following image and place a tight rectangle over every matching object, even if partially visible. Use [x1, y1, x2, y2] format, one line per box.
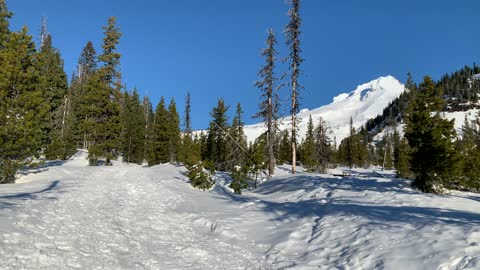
[212, 174, 480, 227]
[0, 180, 61, 209]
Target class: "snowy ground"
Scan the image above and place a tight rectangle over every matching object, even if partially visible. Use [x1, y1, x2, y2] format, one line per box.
[1, 155, 480, 269]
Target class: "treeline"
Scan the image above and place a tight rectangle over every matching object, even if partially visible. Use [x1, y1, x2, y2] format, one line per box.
[339, 74, 480, 193]
[0, 1, 191, 182]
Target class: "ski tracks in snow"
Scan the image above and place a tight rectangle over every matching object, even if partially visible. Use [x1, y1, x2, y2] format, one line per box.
[0, 162, 262, 269]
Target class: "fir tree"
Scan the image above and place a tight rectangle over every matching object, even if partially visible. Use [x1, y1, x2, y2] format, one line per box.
[0, 0, 12, 46]
[312, 117, 332, 173]
[121, 89, 146, 164]
[255, 29, 279, 177]
[299, 116, 316, 170]
[277, 131, 292, 165]
[88, 17, 123, 165]
[0, 27, 45, 183]
[142, 96, 154, 161]
[71, 41, 97, 150]
[167, 98, 181, 163]
[285, 0, 303, 174]
[148, 97, 169, 165]
[184, 92, 192, 134]
[206, 98, 230, 170]
[405, 76, 460, 192]
[393, 130, 411, 178]
[247, 136, 267, 189]
[179, 93, 199, 166]
[36, 32, 70, 159]
[227, 103, 248, 171]
[457, 114, 480, 190]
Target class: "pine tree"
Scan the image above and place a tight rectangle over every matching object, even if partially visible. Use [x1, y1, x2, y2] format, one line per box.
[227, 103, 248, 171]
[184, 92, 192, 134]
[382, 134, 393, 170]
[345, 117, 356, 167]
[285, 0, 303, 174]
[405, 76, 460, 192]
[255, 29, 279, 177]
[142, 96, 154, 161]
[71, 41, 97, 150]
[0, 0, 12, 46]
[312, 117, 332, 173]
[88, 17, 123, 165]
[457, 114, 480, 189]
[393, 130, 411, 178]
[148, 97, 169, 165]
[36, 31, 70, 159]
[179, 92, 199, 166]
[121, 89, 146, 164]
[0, 27, 45, 183]
[246, 136, 267, 189]
[206, 98, 230, 170]
[167, 98, 181, 163]
[277, 131, 292, 165]
[299, 116, 316, 170]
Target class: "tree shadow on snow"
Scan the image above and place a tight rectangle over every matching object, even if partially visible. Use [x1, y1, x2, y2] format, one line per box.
[214, 174, 480, 228]
[18, 160, 66, 176]
[0, 180, 62, 209]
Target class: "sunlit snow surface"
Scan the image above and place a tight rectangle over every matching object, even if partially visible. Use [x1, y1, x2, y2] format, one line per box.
[244, 75, 406, 143]
[1, 155, 480, 269]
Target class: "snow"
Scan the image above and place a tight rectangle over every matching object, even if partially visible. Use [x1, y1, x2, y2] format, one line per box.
[443, 109, 479, 136]
[244, 75, 406, 143]
[1, 155, 480, 269]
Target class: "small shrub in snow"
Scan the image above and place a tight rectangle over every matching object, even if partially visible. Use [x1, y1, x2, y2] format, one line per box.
[229, 166, 250, 195]
[187, 162, 214, 191]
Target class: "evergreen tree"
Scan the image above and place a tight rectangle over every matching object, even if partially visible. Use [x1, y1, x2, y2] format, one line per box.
[285, 0, 303, 174]
[0, 0, 12, 46]
[393, 130, 411, 178]
[179, 93, 199, 166]
[382, 133, 393, 170]
[277, 131, 292, 165]
[36, 32, 70, 159]
[167, 98, 181, 163]
[227, 103, 248, 171]
[187, 162, 214, 191]
[71, 41, 97, 150]
[206, 98, 230, 170]
[148, 97, 169, 165]
[456, 114, 480, 189]
[255, 29, 279, 177]
[142, 96, 154, 161]
[405, 76, 460, 192]
[299, 116, 316, 170]
[121, 89, 145, 164]
[184, 92, 192, 134]
[0, 27, 45, 183]
[312, 117, 332, 173]
[88, 17, 123, 165]
[247, 136, 267, 188]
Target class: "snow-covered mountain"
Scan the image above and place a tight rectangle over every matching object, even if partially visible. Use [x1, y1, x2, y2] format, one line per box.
[244, 75, 406, 143]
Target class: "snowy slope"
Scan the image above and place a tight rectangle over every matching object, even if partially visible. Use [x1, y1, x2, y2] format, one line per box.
[244, 75, 406, 143]
[1, 156, 480, 269]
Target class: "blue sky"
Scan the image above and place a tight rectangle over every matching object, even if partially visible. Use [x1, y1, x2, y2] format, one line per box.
[7, 0, 480, 129]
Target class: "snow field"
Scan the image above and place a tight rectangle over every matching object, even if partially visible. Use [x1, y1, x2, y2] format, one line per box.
[0, 157, 480, 269]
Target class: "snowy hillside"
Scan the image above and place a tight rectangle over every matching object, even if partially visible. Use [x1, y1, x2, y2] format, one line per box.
[1, 155, 480, 269]
[244, 75, 406, 143]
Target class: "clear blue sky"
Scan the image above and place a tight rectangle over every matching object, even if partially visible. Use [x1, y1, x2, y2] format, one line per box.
[7, 0, 480, 129]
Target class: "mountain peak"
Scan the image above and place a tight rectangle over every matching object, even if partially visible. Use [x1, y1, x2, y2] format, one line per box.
[244, 76, 405, 143]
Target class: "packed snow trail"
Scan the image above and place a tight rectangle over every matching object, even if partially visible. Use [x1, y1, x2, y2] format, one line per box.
[0, 158, 262, 269]
[1, 157, 480, 269]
